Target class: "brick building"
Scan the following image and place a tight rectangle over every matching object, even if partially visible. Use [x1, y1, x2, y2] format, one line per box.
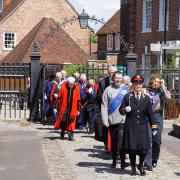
[125, 0, 180, 68]
[96, 9, 122, 65]
[97, 0, 180, 67]
[0, 0, 91, 63]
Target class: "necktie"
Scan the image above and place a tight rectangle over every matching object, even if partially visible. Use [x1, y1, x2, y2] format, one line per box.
[137, 92, 140, 101]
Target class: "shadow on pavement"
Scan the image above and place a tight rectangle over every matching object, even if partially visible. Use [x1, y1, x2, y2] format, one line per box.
[36, 127, 54, 131]
[75, 147, 112, 161]
[76, 162, 131, 175]
[174, 172, 180, 176]
[168, 130, 180, 139]
[42, 136, 61, 140]
[81, 135, 94, 138]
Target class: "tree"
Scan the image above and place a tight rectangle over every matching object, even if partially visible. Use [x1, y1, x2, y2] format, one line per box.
[168, 50, 180, 69]
[90, 34, 98, 43]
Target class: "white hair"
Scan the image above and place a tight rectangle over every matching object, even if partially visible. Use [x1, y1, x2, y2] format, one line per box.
[67, 77, 75, 84]
[56, 72, 62, 78]
[80, 73, 87, 81]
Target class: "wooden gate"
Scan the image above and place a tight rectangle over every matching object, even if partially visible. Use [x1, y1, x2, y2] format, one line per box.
[0, 64, 30, 120]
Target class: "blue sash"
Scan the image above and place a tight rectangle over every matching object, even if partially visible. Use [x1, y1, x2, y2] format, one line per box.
[108, 86, 129, 114]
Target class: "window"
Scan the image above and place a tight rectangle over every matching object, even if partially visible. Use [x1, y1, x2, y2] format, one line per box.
[159, 0, 169, 31]
[142, 0, 152, 32]
[179, 7, 180, 29]
[3, 32, 16, 50]
[121, 0, 128, 4]
[115, 34, 120, 51]
[107, 34, 113, 51]
[0, 0, 3, 12]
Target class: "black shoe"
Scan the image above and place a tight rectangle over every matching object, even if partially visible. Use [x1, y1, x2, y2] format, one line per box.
[88, 129, 94, 134]
[60, 133, 65, 140]
[121, 162, 129, 169]
[138, 166, 146, 176]
[68, 136, 75, 141]
[152, 160, 157, 168]
[111, 163, 116, 169]
[145, 165, 153, 171]
[130, 167, 137, 176]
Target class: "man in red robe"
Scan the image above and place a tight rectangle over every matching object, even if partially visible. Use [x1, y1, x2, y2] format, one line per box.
[54, 77, 81, 141]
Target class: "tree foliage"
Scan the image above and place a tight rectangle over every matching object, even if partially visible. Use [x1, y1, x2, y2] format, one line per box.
[90, 34, 98, 43]
[63, 64, 82, 76]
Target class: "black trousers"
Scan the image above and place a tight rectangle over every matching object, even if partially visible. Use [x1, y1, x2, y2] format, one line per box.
[86, 110, 94, 132]
[109, 123, 125, 164]
[60, 111, 74, 138]
[129, 150, 147, 168]
[152, 142, 161, 161]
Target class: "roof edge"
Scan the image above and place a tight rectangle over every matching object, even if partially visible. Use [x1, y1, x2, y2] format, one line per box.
[0, 0, 26, 25]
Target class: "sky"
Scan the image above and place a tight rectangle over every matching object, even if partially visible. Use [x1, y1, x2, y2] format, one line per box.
[68, 0, 120, 32]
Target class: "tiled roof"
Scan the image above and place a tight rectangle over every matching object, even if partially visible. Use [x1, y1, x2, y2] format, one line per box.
[96, 9, 120, 35]
[2, 18, 88, 64]
[0, 0, 24, 23]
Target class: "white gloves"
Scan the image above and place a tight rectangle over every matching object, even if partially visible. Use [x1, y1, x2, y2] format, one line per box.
[152, 130, 158, 136]
[88, 87, 93, 94]
[103, 122, 109, 127]
[54, 93, 58, 98]
[125, 106, 131, 112]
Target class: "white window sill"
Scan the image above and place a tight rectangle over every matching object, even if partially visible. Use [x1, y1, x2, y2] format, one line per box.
[158, 28, 169, 32]
[3, 48, 13, 51]
[141, 29, 152, 33]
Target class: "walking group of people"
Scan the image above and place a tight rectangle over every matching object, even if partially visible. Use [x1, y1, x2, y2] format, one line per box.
[43, 66, 171, 176]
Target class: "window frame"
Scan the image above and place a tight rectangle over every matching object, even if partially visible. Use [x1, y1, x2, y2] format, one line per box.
[142, 0, 152, 33]
[0, 0, 3, 12]
[107, 34, 113, 51]
[178, 6, 180, 29]
[3, 32, 17, 51]
[115, 34, 120, 51]
[158, 0, 169, 31]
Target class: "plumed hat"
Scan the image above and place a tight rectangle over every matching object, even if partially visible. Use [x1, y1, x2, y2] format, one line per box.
[131, 74, 144, 83]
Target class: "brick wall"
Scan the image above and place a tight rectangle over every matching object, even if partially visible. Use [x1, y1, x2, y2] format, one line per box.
[133, 0, 180, 65]
[0, 0, 90, 60]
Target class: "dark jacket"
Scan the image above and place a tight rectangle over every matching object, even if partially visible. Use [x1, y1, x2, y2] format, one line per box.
[120, 91, 155, 151]
[94, 76, 110, 142]
[96, 76, 110, 108]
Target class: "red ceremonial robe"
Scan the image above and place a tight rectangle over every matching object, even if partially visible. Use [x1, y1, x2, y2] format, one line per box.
[49, 83, 57, 107]
[54, 83, 80, 132]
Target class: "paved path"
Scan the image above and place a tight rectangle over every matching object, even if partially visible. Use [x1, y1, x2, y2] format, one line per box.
[37, 122, 180, 180]
[0, 123, 50, 180]
[0, 121, 180, 180]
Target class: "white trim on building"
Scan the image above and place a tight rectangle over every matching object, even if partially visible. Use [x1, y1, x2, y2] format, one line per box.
[107, 34, 113, 51]
[0, 0, 3, 12]
[3, 32, 17, 51]
[158, 0, 169, 31]
[142, 0, 152, 33]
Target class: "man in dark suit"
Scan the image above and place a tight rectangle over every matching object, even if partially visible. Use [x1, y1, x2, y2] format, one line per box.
[94, 66, 117, 153]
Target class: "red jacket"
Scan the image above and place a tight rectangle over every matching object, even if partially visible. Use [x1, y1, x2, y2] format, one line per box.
[54, 83, 81, 131]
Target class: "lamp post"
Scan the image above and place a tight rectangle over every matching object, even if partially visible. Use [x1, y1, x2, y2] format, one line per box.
[163, 0, 168, 65]
[78, 10, 137, 77]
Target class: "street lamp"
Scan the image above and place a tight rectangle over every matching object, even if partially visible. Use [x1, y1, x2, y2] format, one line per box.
[78, 10, 132, 53]
[78, 9, 137, 77]
[78, 9, 89, 29]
